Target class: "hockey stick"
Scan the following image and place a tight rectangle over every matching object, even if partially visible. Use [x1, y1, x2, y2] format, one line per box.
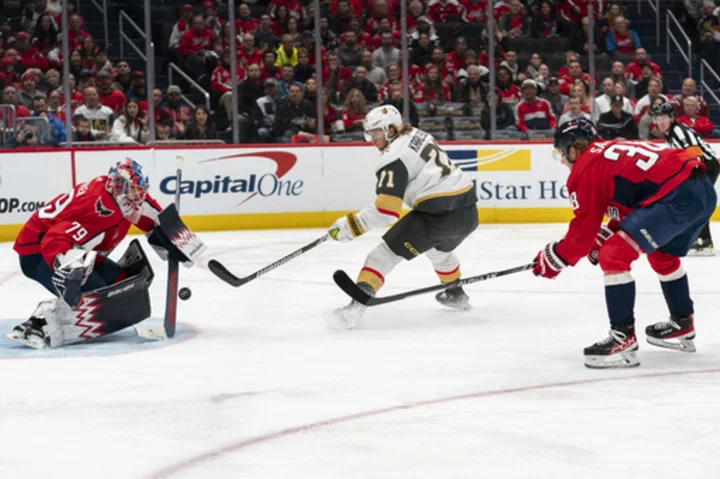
[163, 155, 184, 338]
[208, 234, 330, 287]
[333, 263, 535, 306]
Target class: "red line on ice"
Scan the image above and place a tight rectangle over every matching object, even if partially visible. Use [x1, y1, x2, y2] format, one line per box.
[149, 367, 720, 478]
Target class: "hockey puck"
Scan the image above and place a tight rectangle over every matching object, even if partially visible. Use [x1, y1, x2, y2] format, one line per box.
[178, 287, 192, 301]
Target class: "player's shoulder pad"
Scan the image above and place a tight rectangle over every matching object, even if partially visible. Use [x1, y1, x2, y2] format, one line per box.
[377, 128, 424, 170]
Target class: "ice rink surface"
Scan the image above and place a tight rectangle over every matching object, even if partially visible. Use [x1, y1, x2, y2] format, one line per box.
[2, 225, 720, 479]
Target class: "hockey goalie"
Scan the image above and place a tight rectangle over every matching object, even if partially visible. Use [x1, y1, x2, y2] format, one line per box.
[7, 158, 204, 349]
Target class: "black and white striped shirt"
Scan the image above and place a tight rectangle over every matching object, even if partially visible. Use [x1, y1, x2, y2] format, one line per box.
[665, 122, 717, 163]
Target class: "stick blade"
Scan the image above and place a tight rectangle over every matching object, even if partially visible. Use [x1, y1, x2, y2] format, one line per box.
[208, 259, 243, 287]
[332, 270, 373, 305]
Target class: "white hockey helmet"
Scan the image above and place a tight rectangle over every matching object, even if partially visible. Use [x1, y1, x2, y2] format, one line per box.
[363, 105, 403, 142]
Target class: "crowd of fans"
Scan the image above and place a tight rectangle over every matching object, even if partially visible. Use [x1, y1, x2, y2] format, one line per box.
[0, 0, 719, 147]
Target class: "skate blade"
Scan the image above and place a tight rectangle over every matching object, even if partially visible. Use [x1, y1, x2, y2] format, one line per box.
[438, 300, 472, 311]
[5, 332, 48, 349]
[687, 248, 715, 257]
[134, 325, 168, 341]
[325, 307, 362, 331]
[585, 351, 640, 369]
[646, 336, 696, 353]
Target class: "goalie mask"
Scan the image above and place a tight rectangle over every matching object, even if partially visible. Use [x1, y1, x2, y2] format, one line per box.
[106, 158, 149, 218]
[364, 105, 403, 144]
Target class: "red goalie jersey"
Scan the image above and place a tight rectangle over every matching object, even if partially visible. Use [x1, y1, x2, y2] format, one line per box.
[14, 177, 161, 268]
[556, 140, 704, 266]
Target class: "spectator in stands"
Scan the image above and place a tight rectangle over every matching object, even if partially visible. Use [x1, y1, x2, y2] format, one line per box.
[126, 71, 146, 102]
[426, 0, 464, 24]
[524, 53, 543, 82]
[323, 52, 352, 102]
[68, 13, 90, 51]
[156, 117, 175, 141]
[319, 87, 339, 132]
[614, 81, 635, 109]
[31, 93, 66, 145]
[140, 88, 172, 126]
[15, 31, 49, 72]
[273, 83, 315, 142]
[338, 31, 363, 68]
[261, 51, 282, 81]
[79, 36, 98, 67]
[500, 50, 520, 82]
[341, 88, 368, 132]
[164, 85, 190, 137]
[236, 63, 265, 141]
[3, 119, 52, 148]
[277, 64, 303, 99]
[275, 34, 299, 67]
[76, 86, 114, 132]
[454, 65, 485, 104]
[182, 105, 218, 140]
[361, 50, 387, 88]
[382, 80, 419, 127]
[293, 49, 315, 84]
[638, 96, 666, 139]
[496, 66, 522, 104]
[213, 47, 247, 117]
[111, 99, 149, 144]
[572, 16, 605, 55]
[318, 17, 339, 51]
[269, 0, 306, 22]
[597, 94, 639, 139]
[343, 66, 378, 103]
[372, 31, 400, 72]
[366, 0, 396, 34]
[341, 17, 372, 51]
[377, 63, 400, 102]
[179, 14, 214, 77]
[301, 31, 328, 69]
[414, 65, 452, 103]
[47, 89, 61, 115]
[77, 70, 96, 94]
[112, 61, 132, 93]
[559, 60, 592, 95]
[606, 16, 641, 55]
[480, 91, 517, 137]
[239, 33, 263, 68]
[203, 2, 223, 37]
[446, 37, 469, 72]
[41, 68, 61, 92]
[169, 4, 194, 53]
[557, 0, 586, 23]
[677, 96, 717, 138]
[68, 49, 84, 83]
[236, 3, 259, 33]
[330, 0, 355, 34]
[671, 78, 710, 117]
[33, 14, 59, 56]
[594, 77, 633, 120]
[634, 67, 661, 101]
[19, 72, 40, 109]
[410, 16, 439, 47]
[624, 48, 662, 84]
[610, 60, 635, 98]
[72, 115, 97, 142]
[255, 15, 281, 52]
[559, 96, 590, 124]
[532, 1, 562, 39]
[96, 70, 126, 116]
[410, 33, 434, 69]
[697, 1, 720, 59]
[516, 79, 556, 135]
[565, 81, 592, 114]
[499, 0, 531, 40]
[255, 78, 279, 142]
[303, 78, 318, 104]
[0, 57, 19, 87]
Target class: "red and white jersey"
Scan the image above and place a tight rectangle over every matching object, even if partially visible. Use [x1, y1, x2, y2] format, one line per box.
[238, 48, 263, 67]
[462, 0, 488, 22]
[555, 140, 703, 266]
[14, 176, 161, 268]
[178, 28, 214, 56]
[624, 60, 663, 83]
[364, 17, 398, 35]
[427, 0, 466, 24]
[235, 17, 259, 33]
[559, 73, 593, 96]
[670, 94, 709, 118]
[18, 47, 49, 71]
[211, 64, 247, 93]
[413, 83, 452, 103]
[268, 0, 305, 20]
[515, 98, 557, 132]
[496, 84, 522, 103]
[612, 31, 635, 54]
[558, 0, 589, 22]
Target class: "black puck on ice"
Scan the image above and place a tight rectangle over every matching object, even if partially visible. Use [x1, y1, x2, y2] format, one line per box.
[178, 287, 192, 301]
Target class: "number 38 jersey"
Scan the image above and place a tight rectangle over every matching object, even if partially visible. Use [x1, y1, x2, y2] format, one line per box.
[557, 140, 704, 266]
[14, 176, 162, 268]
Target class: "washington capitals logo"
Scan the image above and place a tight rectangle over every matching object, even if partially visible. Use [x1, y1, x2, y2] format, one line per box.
[96, 198, 114, 217]
[73, 295, 106, 340]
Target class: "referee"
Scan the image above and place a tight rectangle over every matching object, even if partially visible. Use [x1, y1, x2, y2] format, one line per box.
[654, 102, 719, 255]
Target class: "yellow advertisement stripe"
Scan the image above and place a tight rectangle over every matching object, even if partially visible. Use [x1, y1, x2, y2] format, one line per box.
[475, 149, 532, 171]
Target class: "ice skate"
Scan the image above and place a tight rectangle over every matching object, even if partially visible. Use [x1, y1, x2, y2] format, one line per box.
[329, 282, 375, 330]
[584, 325, 639, 369]
[645, 316, 696, 352]
[435, 284, 471, 311]
[5, 316, 49, 349]
[687, 238, 714, 256]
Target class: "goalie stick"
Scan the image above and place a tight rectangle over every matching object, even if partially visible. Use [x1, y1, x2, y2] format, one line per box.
[163, 155, 184, 338]
[209, 234, 330, 287]
[333, 263, 534, 306]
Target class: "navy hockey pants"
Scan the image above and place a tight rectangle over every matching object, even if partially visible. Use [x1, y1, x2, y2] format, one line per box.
[19, 254, 123, 297]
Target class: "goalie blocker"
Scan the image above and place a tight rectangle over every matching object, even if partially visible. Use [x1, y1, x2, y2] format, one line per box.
[7, 240, 155, 349]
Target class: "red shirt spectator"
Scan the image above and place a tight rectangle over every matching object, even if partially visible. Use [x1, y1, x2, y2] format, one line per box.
[268, 0, 305, 20]
[496, 67, 522, 103]
[515, 97, 557, 132]
[670, 78, 709, 118]
[15, 32, 50, 71]
[0, 58, 19, 86]
[67, 14, 91, 51]
[479, 49, 506, 68]
[414, 66, 452, 103]
[211, 63, 247, 94]
[427, 0, 466, 24]
[165, 85, 192, 135]
[96, 73, 126, 115]
[238, 33, 264, 66]
[330, 0, 364, 16]
[559, 61, 593, 95]
[322, 64, 353, 95]
[677, 115, 714, 138]
[139, 89, 171, 125]
[558, 0, 589, 23]
[463, 0, 488, 22]
[179, 16, 214, 56]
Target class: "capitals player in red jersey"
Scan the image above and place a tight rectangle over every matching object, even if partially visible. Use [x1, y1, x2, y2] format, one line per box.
[7, 159, 188, 348]
[533, 119, 716, 368]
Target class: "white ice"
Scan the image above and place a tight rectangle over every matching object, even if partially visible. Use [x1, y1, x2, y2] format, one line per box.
[1, 225, 720, 479]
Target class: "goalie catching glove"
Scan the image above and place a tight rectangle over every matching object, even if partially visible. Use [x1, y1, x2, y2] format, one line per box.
[52, 250, 97, 307]
[146, 203, 207, 266]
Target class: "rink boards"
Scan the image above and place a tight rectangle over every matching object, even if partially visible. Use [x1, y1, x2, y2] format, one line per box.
[0, 141, 719, 240]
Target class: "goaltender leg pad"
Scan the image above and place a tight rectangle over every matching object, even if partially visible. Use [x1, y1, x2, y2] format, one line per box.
[42, 240, 155, 348]
[155, 203, 207, 267]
